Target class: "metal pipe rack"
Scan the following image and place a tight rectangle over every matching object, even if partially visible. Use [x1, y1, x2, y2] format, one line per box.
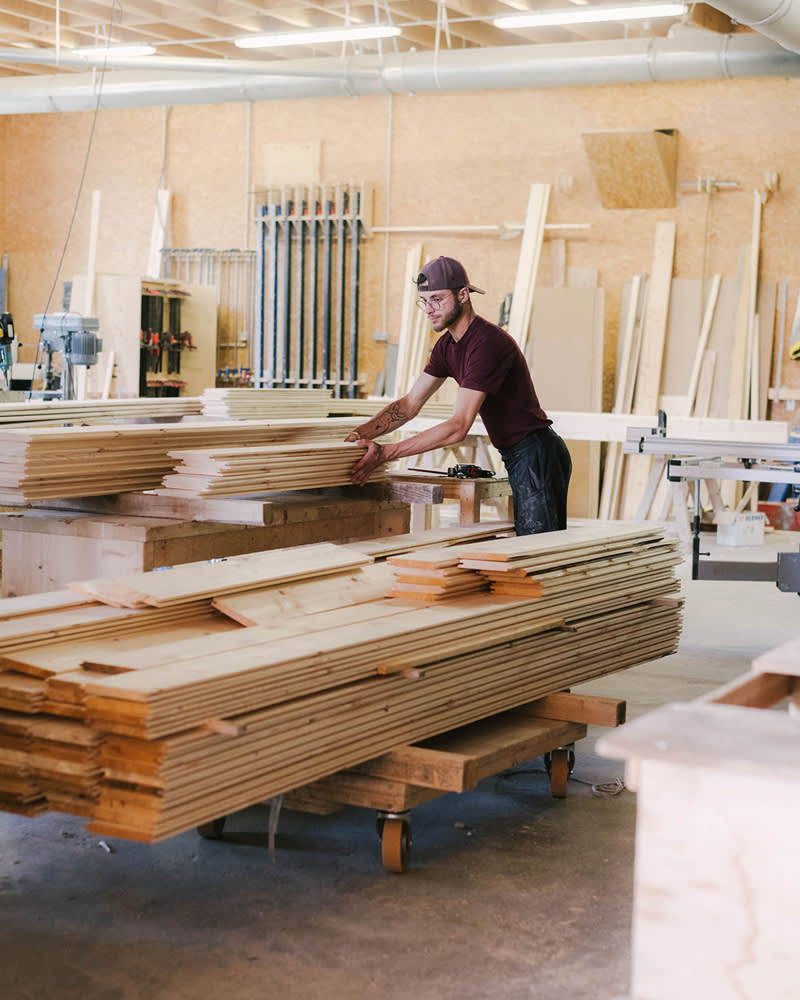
[254, 184, 366, 398]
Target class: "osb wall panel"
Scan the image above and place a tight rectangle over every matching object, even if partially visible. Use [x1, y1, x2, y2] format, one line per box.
[3, 76, 800, 414]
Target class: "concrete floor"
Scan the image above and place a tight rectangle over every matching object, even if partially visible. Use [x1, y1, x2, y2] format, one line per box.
[1, 527, 799, 1000]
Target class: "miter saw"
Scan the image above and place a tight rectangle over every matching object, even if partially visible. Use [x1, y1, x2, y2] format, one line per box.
[31, 312, 103, 400]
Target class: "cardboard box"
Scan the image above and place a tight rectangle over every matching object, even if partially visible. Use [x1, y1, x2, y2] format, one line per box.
[716, 511, 766, 547]
[758, 500, 800, 531]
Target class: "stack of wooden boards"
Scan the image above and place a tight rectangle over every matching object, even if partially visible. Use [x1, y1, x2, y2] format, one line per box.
[159, 442, 386, 497]
[201, 387, 337, 420]
[0, 396, 203, 426]
[0, 522, 683, 842]
[0, 417, 360, 502]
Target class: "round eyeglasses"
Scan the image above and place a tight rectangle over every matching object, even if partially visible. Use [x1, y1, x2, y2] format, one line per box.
[415, 291, 454, 312]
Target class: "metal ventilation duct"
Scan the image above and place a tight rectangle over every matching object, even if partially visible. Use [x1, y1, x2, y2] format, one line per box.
[0, 29, 798, 115]
[707, 1, 800, 53]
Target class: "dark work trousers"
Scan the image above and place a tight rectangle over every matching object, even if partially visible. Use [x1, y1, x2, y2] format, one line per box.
[499, 426, 572, 535]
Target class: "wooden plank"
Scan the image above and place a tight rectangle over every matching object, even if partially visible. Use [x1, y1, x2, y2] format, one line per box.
[621, 220, 676, 519]
[353, 712, 586, 793]
[699, 670, 793, 708]
[69, 543, 372, 608]
[599, 274, 646, 520]
[687, 274, 722, 414]
[507, 182, 551, 352]
[519, 691, 626, 727]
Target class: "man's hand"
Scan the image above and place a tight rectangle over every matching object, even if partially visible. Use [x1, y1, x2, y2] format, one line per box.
[344, 429, 361, 443]
[350, 439, 386, 486]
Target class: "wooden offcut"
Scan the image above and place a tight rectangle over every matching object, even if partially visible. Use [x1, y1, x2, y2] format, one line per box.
[582, 129, 678, 209]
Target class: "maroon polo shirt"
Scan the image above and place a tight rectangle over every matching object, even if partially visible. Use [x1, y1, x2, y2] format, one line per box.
[424, 315, 551, 449]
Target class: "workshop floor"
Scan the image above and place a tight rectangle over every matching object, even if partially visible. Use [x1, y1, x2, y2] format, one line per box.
[1, 526, 798, 1000]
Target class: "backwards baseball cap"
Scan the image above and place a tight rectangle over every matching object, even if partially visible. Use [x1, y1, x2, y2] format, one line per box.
[414, 256, 485, 295]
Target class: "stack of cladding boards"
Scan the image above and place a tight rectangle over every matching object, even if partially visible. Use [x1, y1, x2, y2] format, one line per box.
[0, 527, 683, 840]
[0, 546, 378, 815]
[158, 442, 387, 499]
[386, 550, 491, 601]
[0, 396, 203, 426]
[0, 417, 360, 502]
[75, 525, 680, 843]
[200, 388, 335, 420]
[0, 585, 245, 816]
[457, 522, 683, 618]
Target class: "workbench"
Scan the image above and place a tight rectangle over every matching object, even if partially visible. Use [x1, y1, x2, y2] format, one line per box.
[389, 470, 513, 530]
[200, 690, 626, 873]
[0, 490, 412, 597]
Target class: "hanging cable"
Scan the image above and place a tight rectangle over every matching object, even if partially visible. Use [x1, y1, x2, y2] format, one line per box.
[29, 1, 121, 398]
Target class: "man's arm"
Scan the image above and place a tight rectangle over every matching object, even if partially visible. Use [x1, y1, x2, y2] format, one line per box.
[344, 373, 444, 442]
[350, 384, 486, 486]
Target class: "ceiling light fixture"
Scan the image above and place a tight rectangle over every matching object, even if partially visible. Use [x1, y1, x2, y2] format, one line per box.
[234, 25, 401, 49]
[494, 3, 687, 30]
[74, 43, 157, 60]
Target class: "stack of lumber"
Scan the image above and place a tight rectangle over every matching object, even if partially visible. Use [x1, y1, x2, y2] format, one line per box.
[0, 524, 683, 841]
[0, 396, 203, 426]
[158, 442, 387, 498]
[0, 417, 359, 502]
[386, 550, 490, 602]
[458, 523, 682, 618]
[201, 387, 335, 420]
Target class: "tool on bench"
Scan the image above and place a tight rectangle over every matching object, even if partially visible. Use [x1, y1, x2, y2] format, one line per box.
[409, 464, 495, 480]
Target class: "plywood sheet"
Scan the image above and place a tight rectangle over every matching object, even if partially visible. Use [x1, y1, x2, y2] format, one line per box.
[582, 129, 678, 210]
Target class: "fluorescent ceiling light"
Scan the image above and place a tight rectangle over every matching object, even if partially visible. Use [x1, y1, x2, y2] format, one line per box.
[74, 43, 157, 60]
[494, 4, 686, 30]
[235, 25, 401, 49]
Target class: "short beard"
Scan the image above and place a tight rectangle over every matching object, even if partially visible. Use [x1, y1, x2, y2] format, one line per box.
[432, 297, 463, 332]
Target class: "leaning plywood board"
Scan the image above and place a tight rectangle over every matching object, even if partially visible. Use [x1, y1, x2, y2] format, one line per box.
[527, 286, 604, 518]
[582, 129, 678, 209]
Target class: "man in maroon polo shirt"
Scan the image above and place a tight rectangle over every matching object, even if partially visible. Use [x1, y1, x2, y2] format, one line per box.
[348, 256, 571, 534]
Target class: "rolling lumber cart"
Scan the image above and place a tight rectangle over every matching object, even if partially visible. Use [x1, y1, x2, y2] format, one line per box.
[197, 690, 626, 872]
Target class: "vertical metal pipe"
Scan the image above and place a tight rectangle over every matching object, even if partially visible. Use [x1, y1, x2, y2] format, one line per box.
[295, 189, 306, 388]
[349, 188, 362, 399]
[269, 199, 280, 386]
[280, 193, 293, 388]
[254, 206, 268, 384]
[335, 186, 346, 399]
[309, 190, 319, 386]
[321, 188, 333, 393]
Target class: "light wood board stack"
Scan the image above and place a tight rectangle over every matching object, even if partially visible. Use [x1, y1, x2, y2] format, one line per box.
[201, 388, 336, 420]
[159, 442, 387, 498]
[0, 523, 682, 841]
[0, 417, 360, 502]
[0, 396, 203, 426]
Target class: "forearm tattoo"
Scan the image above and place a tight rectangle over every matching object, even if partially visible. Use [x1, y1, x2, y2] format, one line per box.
[373, 402, 408, 435]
